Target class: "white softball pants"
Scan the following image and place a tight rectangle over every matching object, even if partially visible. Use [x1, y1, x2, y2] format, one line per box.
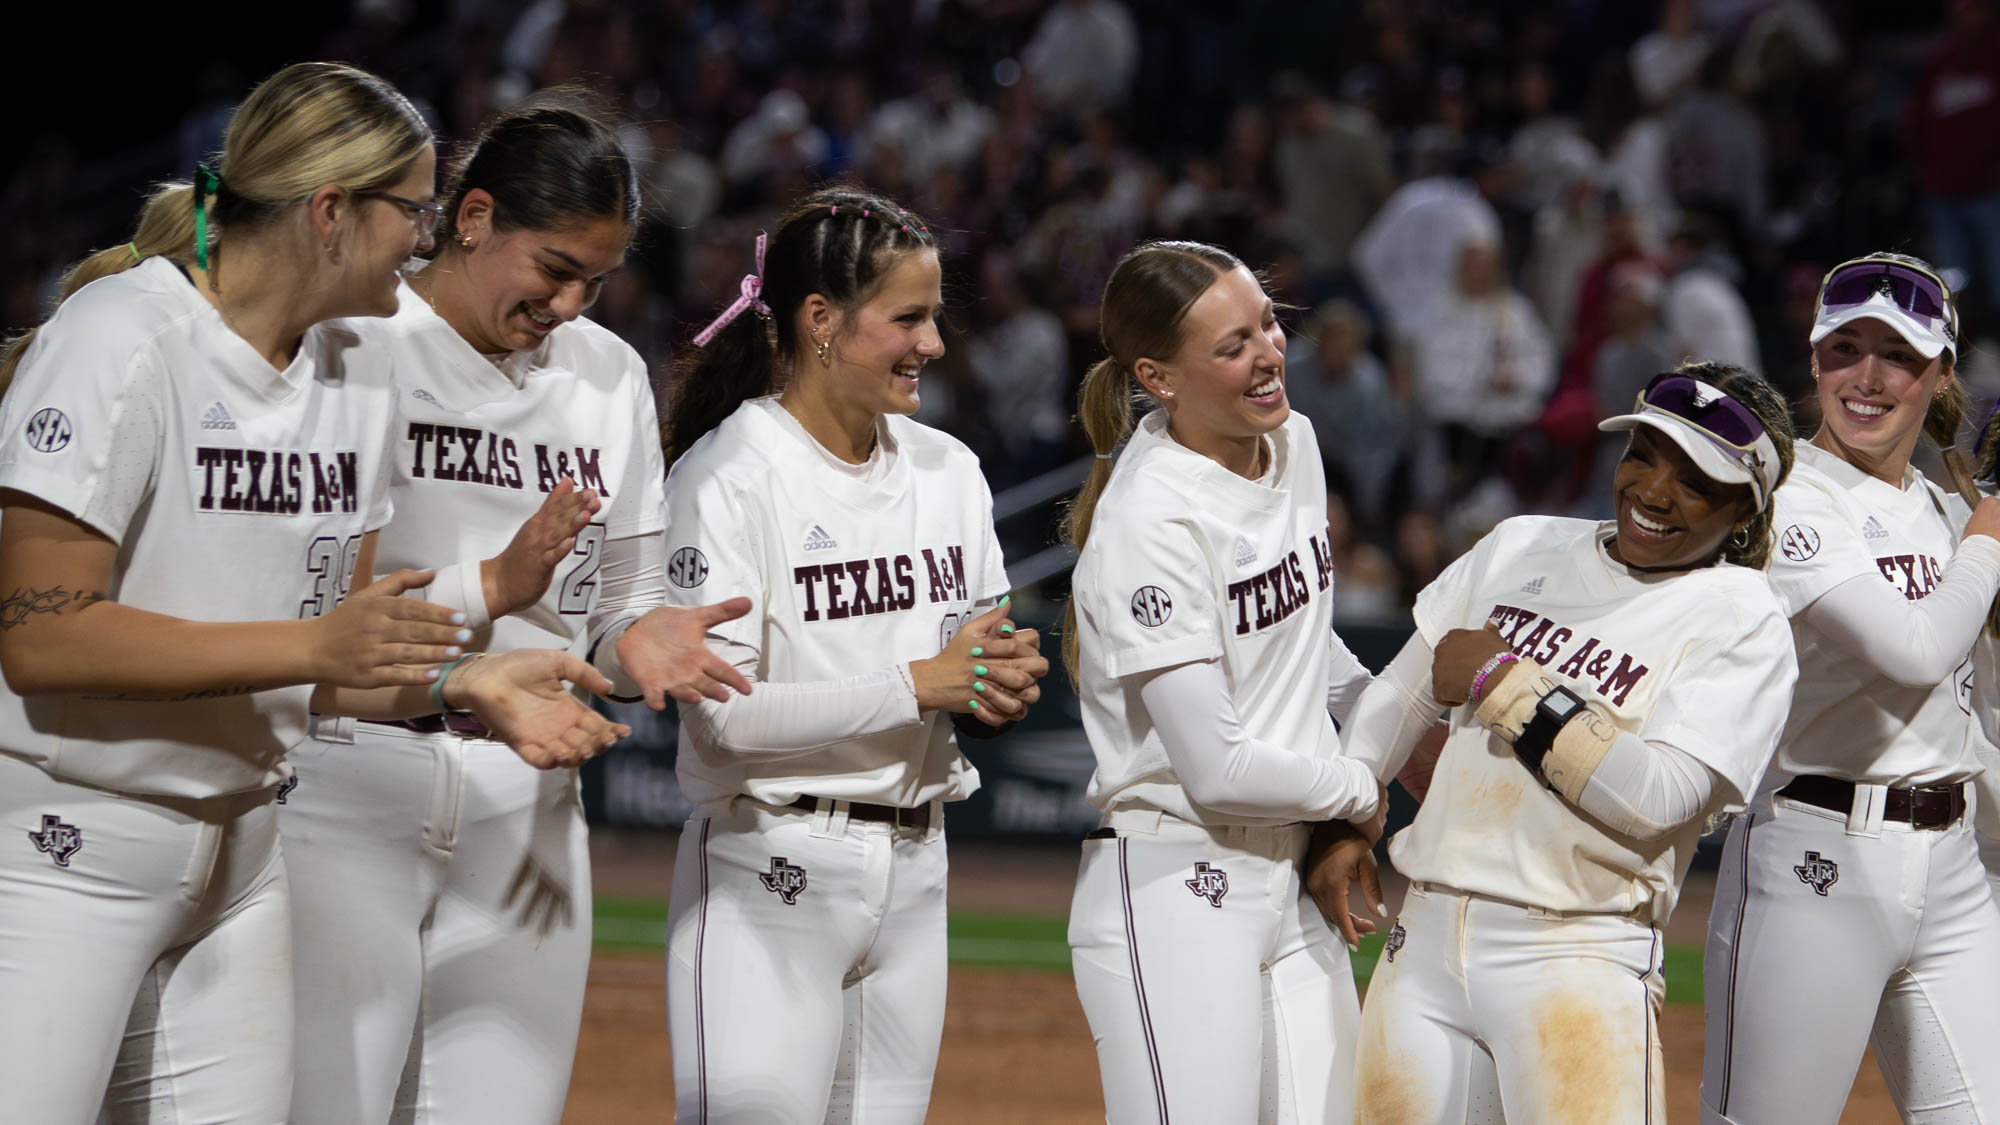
[0, 751, 293, 1124]
[280, 723, 592, 1125]
[667, 796, 950, 1125]
[1702, 793, 2000, 1125]
[1067, 814, 1360, 1125]
[1354, 881, 1665, 1125]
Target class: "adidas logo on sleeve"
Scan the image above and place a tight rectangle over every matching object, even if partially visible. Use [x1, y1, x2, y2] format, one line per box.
[201, 402, 237, 431]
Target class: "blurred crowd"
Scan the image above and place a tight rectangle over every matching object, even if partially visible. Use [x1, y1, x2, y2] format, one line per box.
[6, 0, 1998, 625]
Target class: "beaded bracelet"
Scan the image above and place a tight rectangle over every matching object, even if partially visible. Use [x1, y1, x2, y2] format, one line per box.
[429, 652, 488, 713]
[1469, 651, 1520, 704]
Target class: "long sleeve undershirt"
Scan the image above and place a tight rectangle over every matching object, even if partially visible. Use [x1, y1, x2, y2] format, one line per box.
[1136, 660, 1379, 822]
[1346, 633, 1720, 839]
[1797, 534, 2000, 687]
[1325, 627, 1373, 727]
[673, 595, 1007, 759]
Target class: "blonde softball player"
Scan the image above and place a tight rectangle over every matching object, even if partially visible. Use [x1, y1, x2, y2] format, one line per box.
[279, 103, 751, 1124]
[1335, 363, 1799, 1125]
[1701, 252, 2000, 1124]
[658, 187, 1048, 1123]
[1975, 408, 2000, 902]
[0, 63, 622, 1123]
[1061, 241, 1384, 1124]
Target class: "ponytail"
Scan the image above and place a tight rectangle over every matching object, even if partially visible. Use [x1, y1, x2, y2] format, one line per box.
[0, 183, 198, 397]
[1059, 357, 1138, 680]
[661, 187, 936, 470]
[1055, 239, 1243, 683]
[662, 310, 779, 468]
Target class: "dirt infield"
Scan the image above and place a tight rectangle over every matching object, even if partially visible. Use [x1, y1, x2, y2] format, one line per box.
[563, 957, 1896, 1123]
[567, 832, 1897, 1123]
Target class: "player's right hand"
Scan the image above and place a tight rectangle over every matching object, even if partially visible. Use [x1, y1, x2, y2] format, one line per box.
[310, 568, 471, 688]
[1965, 495, 2000, 545]
[1302, 818, 1387, 951]
[910, 601, 1048, 727]
[445, 648, 631, 769]
[484, 477, 600, 618]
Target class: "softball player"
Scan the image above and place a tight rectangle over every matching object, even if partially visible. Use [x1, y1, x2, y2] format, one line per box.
[1700, 252, 2000, 1124]
[1061, 241, 1383, 1124]
[658, 187, 1047, 1124]
[280, 103, 748, 1124]
[1976, 409, 2000, 901]
[1338, 363, 1799, 1125]
[0, 63, 621, 1122]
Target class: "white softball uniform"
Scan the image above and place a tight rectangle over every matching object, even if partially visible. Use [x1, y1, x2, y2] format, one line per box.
[1345, 514, 1794, 1125]
[0, 257, 393, 1121]
[280, 280, 666, 1124]
[661, 397, 1006, 1124]
[1973, 633, 2000, 899]
[1703, 443, 2000, 1125]
[1066, 409, 1380, 1124]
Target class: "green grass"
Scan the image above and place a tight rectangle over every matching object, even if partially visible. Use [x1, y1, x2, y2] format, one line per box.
[593, 899, 1702, 1003]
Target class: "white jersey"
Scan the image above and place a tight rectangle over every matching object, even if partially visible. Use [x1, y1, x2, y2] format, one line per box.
[660, 397, 1007, 808]
[1073, 409, 1346, 826]
[359, 280, 666, 654]
[0, 256, 393, 799]
[1766, 442, 1977, 787]
[1392, 515, 1795, 922]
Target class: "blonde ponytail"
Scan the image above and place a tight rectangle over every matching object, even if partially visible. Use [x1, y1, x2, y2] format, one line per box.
[1056, 240, 1244, 683]
[1059, 357, 1139, 680]
[1, 62, 428, 402]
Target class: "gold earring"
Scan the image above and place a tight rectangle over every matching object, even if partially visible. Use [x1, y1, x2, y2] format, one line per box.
[814, 336, 830, 365]
[458, 232, 476, 250]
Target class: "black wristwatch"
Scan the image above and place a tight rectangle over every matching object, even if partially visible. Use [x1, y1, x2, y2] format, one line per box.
[1512, 685, 1586, 778]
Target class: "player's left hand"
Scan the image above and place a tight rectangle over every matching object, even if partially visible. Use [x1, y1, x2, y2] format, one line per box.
[1432, 623, 1516, 707]
[444, 649, 630, 769]
[1303, 818, 1386, 951]
[615, 599, 756, 708]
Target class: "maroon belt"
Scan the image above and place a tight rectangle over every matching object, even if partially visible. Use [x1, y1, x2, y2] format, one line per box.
[788, 795, 932, 831]
[378, 714, 496, 739]
[1777, 775, 1966, 830]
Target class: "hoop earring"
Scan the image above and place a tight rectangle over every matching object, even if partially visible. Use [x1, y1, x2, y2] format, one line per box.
[1729, 523, 1752, 551]
[458, 233, 476, 251]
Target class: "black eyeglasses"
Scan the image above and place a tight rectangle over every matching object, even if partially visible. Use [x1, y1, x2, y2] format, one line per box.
[362, 190, 446, 228]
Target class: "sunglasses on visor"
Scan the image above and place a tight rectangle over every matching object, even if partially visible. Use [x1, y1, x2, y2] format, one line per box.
[1816, 258, 1956, 340]
[1636, 373, 1769, 450]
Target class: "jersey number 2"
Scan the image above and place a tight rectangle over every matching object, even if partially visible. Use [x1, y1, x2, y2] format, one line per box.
[558, 523, 608, 615]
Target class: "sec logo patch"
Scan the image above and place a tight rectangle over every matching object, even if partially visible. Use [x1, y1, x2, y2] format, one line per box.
[1130, 586, 1173, 627]
[25, 408, 71, 453]
[668, 546, 709, 589]
[1779, 524, 1820, 562]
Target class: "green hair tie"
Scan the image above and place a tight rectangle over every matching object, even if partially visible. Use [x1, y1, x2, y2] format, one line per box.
[192, 164, 221, 270]
[128, 243, 142, 262]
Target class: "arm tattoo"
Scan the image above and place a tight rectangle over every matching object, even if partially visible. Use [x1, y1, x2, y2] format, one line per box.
[85, 685, 261, 702]
[0, 586, 108, 630]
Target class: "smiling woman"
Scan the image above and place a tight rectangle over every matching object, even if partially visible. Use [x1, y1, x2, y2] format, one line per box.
[654, 186, 1047, 1123]
[1700, 252, 2000, 1125]
[1327, 362, 1800, 1124]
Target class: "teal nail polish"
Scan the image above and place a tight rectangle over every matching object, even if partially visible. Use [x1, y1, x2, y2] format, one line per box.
[974, 682, 987, 693]
[999, 624, 1015, 636]
[971, 647, 983, 657]
[974, 665, 988, 677]
[968, 699, 980, 710]
[999, 594, 1011, 606]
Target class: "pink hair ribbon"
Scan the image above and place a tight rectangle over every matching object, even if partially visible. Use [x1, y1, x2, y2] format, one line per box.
[692, 232, 772, 347]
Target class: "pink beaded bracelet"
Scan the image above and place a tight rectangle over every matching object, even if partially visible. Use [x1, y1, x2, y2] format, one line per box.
[1469, 652, 1520, 703]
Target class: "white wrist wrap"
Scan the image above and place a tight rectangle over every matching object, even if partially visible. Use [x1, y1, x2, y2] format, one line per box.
[1472, 667, 1557, 744]
[1542, 706, 1620, 803]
